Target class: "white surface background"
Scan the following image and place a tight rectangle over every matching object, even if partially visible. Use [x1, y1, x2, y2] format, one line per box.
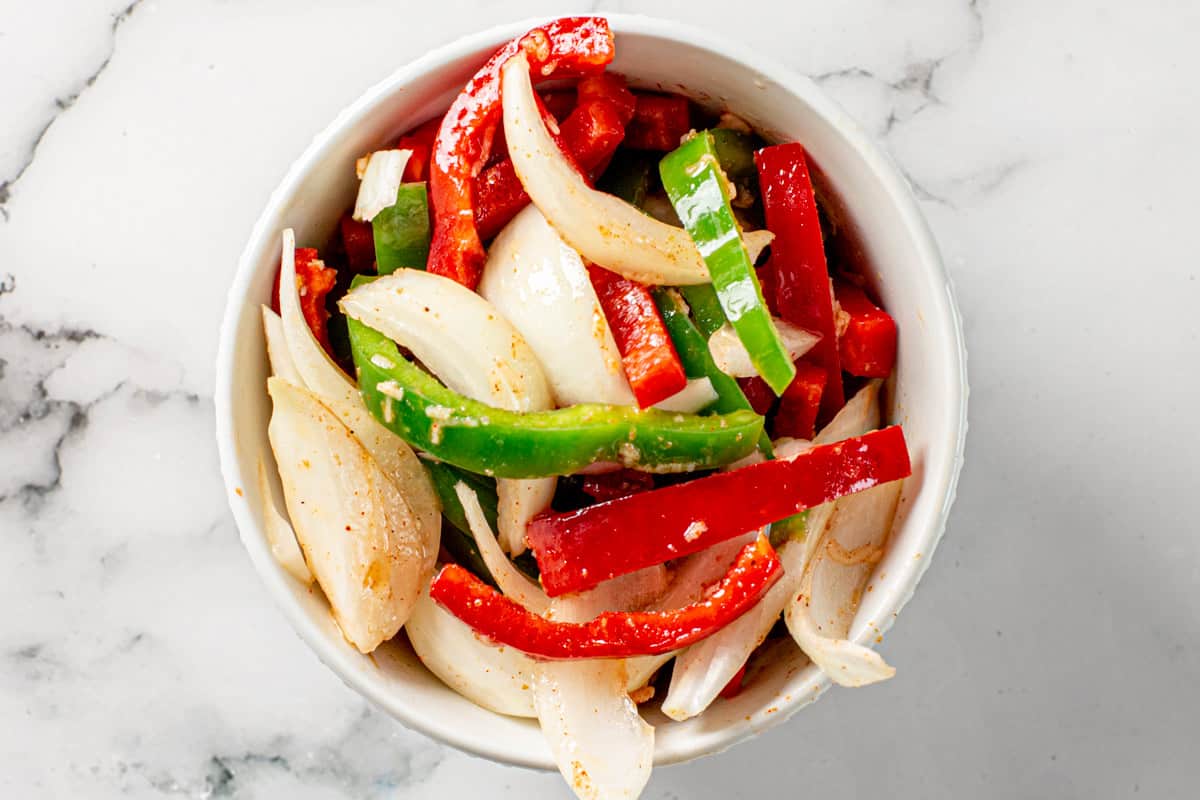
[2, 1, 1198, 797]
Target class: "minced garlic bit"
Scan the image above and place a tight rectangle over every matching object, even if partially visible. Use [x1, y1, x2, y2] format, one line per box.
[425, 405, 454, 421]
[682, 520, 708, 543]
[382, 396, 395, 424]
[370, 354, 396, 370]
[618, 442, 641, 465]
[376, 380, 405, 401]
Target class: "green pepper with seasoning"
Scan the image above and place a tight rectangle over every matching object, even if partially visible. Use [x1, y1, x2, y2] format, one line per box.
[373, 183, 431, 273]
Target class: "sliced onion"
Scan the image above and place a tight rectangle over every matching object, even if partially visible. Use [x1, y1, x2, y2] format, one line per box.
[651, 377, 718, 413]
[340, 269, 556, 556]
[353, 149, 411, 222]
[662, 381, 884, 720]
[743, 229, 775, 263]
[479, 205, 635, 407]
[503, 53, 708, 287]
[266, 377, 434, 653]
[261, 305, 302, 386]
[708, 317, 820, 379]
[255, 456, 312, 584]
[456, 482, 549, 616]
[404, 584, 537, 718]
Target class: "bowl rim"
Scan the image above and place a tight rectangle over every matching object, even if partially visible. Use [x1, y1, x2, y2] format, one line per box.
[215, 12, 968, 770]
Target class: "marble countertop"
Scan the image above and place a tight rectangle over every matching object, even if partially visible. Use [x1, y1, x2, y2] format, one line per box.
[3, 1, 1198, 797]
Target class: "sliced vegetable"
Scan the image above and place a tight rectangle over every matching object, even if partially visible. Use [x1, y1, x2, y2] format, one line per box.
[660, 131, 796, 394]
[291, 246, 338, 354]
[774, 361, 828, 440]
[580, 469, 656, 503]
[755, 143, 844, 418]
[707, 317, 820, 379]
[266, 377, 434, 653]
[373, 183, 430, 273]
[478, 206, 634, 407]
[527, 426, 910, 596]
[353, 149, 412, 223]
[261, 305, 302, 387]
[256, 457, 312, 584]
[350, 318, 765, 478]
[427, 17, 615, 289]
[429, 535, 782, 659]
[736, 376, 776, 416]
[501, 53, 712, 286]
[340, 215, 376, 273]
[587, 264, 687, 408]
[710, 128, 756, 181]
[834, 280, 898, 378]
[456, 482, 549, 615]
[652, 377, 717, 413]
[392, 116, 440, 182]
[422, 460, 497, 583]
[596, 150, 653, 206]
[624, 93, 690, 151]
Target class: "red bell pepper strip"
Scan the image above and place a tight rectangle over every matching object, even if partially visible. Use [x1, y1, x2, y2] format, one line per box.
[540, 88, 577, 122]
[624, 92, 691, 150]
[527, 425, 911, 595]
[835, 280, 898, 378]
[581, 468, 657, 503]
[339, 215, 376, 273]
[755, 143, 845, 421]
[283, 247, 337, 354]
[737, 376, 777, 417]
[427, 17, 615, 289]
[719, 664, 748, 699]
[577, 73, 637, 125]
[587, 265, 688, 408]
[474, 77, 631, 241]
[393, 116, 441, 182]
[429, 535, 783, 659]
[773, 361, 827, 440]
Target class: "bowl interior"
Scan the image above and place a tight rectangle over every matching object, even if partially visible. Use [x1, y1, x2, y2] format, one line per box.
[216, 15, 966, 770]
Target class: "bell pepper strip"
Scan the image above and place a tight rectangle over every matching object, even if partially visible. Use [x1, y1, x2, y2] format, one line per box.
[393, 117, 441, 182]
[581, 469, 657, 503]
[736, 376, 776, 417]
[372, 183, 431, 274]
[526, 425, 910, 595]
[710, 129, 756, 181]
[429, 534, 783, 659]
[587, 265, 687, 408]
[283, 247, 337, 355]
[755, 143, 844, 420]
[348, 318, 764, 479]
[661, 132, 796, 395]
[539, 88, 577, 122]
[834, 280, 897, 378]
[719, 664, 748, 699]
[598, 151, 654, 207]
[773, 361, 828, 440]
[427, 17, 615, 289]
[577, 73, 637, 125]
[625, 93, 691, 151]
[474, 77, 630, 241]
[340, 215, 376, 273]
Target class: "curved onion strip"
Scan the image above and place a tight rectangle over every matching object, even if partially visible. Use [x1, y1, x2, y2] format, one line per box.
[261, 305, 302, 386]
[456, 482, 549, 615]
[662, 381, 883, 720]
[266, 377, 433, 652]
[708, 318, 821, 378]
[479, 205, 634, 407]
[404, 585, 537, 718]
[340, 269, 555, 556]
[256, 456, 312, 584]
[651, 377, 718, 413]
[502, 53, 709, 287]
[742, 229, 775, 264]
[353, 149, 411, 222]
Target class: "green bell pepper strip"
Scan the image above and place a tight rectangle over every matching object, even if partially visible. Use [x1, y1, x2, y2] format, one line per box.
[677, 282, 727, 338]
[372, 183, 431, 274]
[348, 318, 764, 479]
[598, 151, 655, 207]
[710, 129, 756, 181]
[659, 131, 796, 395]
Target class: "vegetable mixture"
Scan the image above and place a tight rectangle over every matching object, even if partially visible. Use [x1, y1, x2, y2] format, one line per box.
[261, 17, 906, 799]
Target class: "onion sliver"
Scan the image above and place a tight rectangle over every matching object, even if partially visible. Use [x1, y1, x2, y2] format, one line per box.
[652, 377, 718, 413]
[261, 305, 302, 386]
[256, 457, 312, 584]
[479, 205, 634, 407]
[662, 381, 883, 719]
[456, 482, 549, 615]
[404, 586, 537, 718]
[708, 318, 820, 379]
[266, 377, 434, 652]
[353, 149, 411, 222]
[502, 53, 709, 287]
[340, 269, 555, 557]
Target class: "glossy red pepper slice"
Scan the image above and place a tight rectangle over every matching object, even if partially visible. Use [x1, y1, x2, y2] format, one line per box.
[755, 143, 845, 422]
[737, 376, 777, 417]
[427, 17, 615, 288]
[581, 468, 657, 503]
[290, 247, 337, 355]
[339, 215, 375, 273]
[528, 425, 911, 595]
[393, 116, 442, 183]
[624, 92, 691, 150]
[773, 361, 827, 440]
[835, 280, 898, 378]
[429, 535, 783, 659]
[719, 664, 748, 699]
[587, 265, 688, 408]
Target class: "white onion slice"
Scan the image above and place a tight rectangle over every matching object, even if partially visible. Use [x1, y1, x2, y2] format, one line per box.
[456, 482, 549, 615]
[708, 318, 820, 379]
[479, 205, 635, 407]
[256, 457, 312, 584]
[651, 377, 718, 413]
[266, 377, 433, 653]
[502, 53, 709, 287]
[353, 149, 412, 222]
[662, 381, 883, 719]
[261, 305, 302, 386]
[743, 229, 775, 264]
[404, 585, 537, 718]
[340, 269, 556, 557]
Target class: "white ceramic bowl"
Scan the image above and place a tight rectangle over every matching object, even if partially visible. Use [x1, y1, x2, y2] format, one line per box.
[215, 14, 967, 769]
